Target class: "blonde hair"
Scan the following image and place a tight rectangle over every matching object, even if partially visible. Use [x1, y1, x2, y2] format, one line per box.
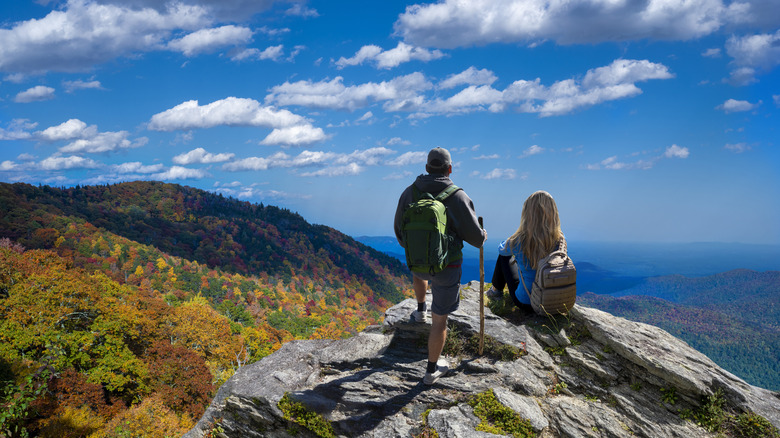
[508, 190, 564, 270]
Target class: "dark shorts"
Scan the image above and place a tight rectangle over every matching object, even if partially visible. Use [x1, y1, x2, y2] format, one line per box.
[413, 265, 461, 315]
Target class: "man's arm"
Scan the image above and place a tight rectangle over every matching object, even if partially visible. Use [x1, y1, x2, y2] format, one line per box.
[393, 187, 411, 247]
[449, 192, 487, 248]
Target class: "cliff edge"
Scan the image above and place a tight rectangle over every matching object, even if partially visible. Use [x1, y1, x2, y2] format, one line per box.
[184, 281, 780, 438]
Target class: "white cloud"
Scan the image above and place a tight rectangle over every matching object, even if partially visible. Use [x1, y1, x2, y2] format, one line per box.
[727, 67, 759, 86]
[113, 162, 165, 173]
[39, 155, 101, 170]
[333, 147, 395, 166]
[356, 111, 374, 123]
[60, 132, 149, 154]
[439, 67, 498, 89]
[0, 119, 36, 140]
[383, 170, 413, 180]
[257, 26, 290, 37]
[285, 4, 319, 18]
[586, 155, 654, 171]
[231, 45, 284, 62]
[335, 45, 381, 68]
[664, 144, 690, 159]
[36, 118, 148, 154]
[386, 137, 411, 146]
[716, 98, 759, 113]
[259, 124, 328, 146]
[428, 85, 504, 114]
[725, 30, 780, 85]
[266, 73, 433, 111]
[335, 42, 445, 69]
[167, 25, 253, 56]
[444, 59, 676, 117]
[394, 0, 761, 48]
[223, 147, 399, 173]
[386, 151, 426, 166]
[702, 48, 721, 58]
[223, 150, 336, 171]
[582, 59, 674, 88]
[86, 0, 281, 22]
[299, 163, 363, 177]
[724, 143, 751, 153]
[215, 186, 312, 201]
[0, 1, 209, 74]
[774, 95, 780, 106]
[473, 154, 500, 160]
[152, 165, 209, 180]
[148, 97, 308, 131]
[14, 86, 55, 103]
[214, 180, 244, 188]
[63, 79, 103, 93]
[588, 145, 689, 171]
[38, 119, 95, 141]
[472, 168, 517, 180]
[520, 145, 544, 158]
[223, 156, 272, 171]
[0, 161, 18, 171]
[173, 147, 235, 164]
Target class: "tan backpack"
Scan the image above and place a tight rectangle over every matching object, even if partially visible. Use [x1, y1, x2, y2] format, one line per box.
[521, 239, 577, 315]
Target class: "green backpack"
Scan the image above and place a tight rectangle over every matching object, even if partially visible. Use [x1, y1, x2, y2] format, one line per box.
[401, 184, 461, 274]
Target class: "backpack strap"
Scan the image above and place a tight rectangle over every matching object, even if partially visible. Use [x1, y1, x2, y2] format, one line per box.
[411, 184, 461, 202]
[435, 184, 461, 202]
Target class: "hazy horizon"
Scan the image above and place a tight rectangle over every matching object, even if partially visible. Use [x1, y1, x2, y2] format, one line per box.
[355, 236, 780, 282]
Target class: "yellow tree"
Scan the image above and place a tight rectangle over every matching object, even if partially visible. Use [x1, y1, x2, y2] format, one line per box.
[165, 295, 242, 380]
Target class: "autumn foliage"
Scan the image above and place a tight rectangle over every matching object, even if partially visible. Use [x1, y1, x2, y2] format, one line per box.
[0, 181, 413, 437]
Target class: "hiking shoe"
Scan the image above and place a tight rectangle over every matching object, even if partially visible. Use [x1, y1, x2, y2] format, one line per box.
[410, 309, 429, 323]
[423, 359, 449, 385]
[486, 287, 503, 300]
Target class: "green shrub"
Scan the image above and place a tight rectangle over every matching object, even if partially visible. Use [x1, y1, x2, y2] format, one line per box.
[468, 389, 534, 438]
[277, 393, 335, 438]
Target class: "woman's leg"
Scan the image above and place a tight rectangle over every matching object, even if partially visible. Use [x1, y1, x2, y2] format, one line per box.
[497, 255, 520, 293]
[497, 255, 528, 309]
[490, 256, 508, 291]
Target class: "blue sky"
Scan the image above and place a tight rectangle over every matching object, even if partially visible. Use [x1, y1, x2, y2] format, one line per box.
[0, 0, 778, 244]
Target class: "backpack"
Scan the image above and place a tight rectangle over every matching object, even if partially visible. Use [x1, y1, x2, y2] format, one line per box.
[401, 184, 461, 275]
[521, 239, 577, 315]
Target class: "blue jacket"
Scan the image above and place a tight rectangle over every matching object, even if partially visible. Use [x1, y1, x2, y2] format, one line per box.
[498, 239, 535, 305]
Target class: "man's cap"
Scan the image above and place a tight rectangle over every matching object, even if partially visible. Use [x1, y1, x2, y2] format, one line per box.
[427, 147, 451, 169]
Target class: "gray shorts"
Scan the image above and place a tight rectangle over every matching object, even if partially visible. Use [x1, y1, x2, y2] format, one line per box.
[413, 265, 461, 315]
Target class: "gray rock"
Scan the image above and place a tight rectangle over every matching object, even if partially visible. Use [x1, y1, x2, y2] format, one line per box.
[185, 282, 780, 438]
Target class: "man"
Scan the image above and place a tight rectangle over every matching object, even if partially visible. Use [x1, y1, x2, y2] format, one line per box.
[394, 147, 487, 385]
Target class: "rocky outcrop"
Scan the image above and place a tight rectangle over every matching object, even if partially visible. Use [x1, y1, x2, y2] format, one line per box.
[184, 281, 780, 438]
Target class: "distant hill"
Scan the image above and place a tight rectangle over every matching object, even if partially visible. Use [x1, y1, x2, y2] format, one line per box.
[578, 269, 780, 390]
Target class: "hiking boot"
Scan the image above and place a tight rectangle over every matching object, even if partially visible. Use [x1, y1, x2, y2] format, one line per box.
[410, 309, 429, 323]
[486, 286, 503, 300]
[423, 359, 449, 385]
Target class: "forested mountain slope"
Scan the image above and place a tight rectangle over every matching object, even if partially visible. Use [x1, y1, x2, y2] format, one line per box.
[0, 181, 412, 437]
[578, 269, 780, 391]
[0, 181, 409, 303]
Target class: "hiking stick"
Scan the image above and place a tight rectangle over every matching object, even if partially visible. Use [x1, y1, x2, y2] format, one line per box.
[478, 216, 485, 355]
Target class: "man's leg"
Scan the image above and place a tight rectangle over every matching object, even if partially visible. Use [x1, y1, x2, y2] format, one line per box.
[428, 312, 448, 363]
[413, 275, 427, 305]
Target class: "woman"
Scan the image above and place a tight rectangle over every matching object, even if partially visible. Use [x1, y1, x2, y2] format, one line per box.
[486, 190, 566, 311]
